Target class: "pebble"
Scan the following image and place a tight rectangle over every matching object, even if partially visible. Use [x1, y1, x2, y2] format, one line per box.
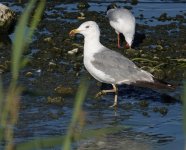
[68, 48, 78, 55]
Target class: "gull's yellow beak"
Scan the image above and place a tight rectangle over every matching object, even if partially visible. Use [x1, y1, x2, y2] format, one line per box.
[69, 29, 80, 36]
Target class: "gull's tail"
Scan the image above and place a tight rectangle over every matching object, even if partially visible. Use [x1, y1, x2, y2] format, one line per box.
[133, 79, 181, 103]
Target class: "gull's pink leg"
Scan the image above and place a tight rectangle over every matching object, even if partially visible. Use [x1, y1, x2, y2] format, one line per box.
[117, 34, 121, 48]
[95, 84, 118, 108]
[109, 84, 118, 108]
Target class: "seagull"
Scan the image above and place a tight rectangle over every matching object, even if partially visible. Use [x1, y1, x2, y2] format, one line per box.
[69, 21, 174, 108]
[0, 3, 17, 34]
[106, 4, 135, 49]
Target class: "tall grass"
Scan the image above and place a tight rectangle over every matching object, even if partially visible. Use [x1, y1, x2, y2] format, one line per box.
[1, 1, 126, 150]
[183, 81, 186, 149]
[62, 78, 89, 150]
[0, 0, 45, 149]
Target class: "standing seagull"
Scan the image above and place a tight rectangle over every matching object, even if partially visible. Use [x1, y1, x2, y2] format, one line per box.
[69, 21, 174, 108]
[106, 4, 135, 49]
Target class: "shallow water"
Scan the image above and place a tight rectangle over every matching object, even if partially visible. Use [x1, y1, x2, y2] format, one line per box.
[0, 0, 185, 150]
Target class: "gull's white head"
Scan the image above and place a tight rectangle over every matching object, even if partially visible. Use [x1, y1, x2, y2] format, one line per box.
[69, 21, 100, 38]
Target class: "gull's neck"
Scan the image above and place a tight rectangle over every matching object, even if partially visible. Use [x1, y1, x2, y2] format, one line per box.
[84, 34, 103, 57]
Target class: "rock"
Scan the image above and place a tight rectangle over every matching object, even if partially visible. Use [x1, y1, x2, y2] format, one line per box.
[131, 0, 138, 5]
[155, 45, 163, 50]
[0, 3, 17, 34]
[25, 71, 33, 77]
[175, 15, 184, 20]
[159, 107, 168, 116]
[47, 96, 65, 105]
[153, 107, 159, 112]
[77, 1, 90, 10]
[123, 103, 133, 110]
[139, 100, 149, 108]
[48, 62, 57, 72]
[158, 13, 168, 21]
[139, 14, 144, 19]
[43, 37, 52, 43]
[68, 48, 78, 55]
[77, 12, 85, 20]
[142, 111, 149, 117]
[96, 141, 105, 148]
[54, 85, 74, 95]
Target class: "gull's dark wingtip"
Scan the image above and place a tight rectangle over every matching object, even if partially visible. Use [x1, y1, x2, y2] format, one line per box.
[134, 79, 176, 90]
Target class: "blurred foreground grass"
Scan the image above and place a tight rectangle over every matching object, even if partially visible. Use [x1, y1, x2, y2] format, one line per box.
[183, 81, 186, 145]
[0, 1, 125, 150]
[0, 0, 45, 149]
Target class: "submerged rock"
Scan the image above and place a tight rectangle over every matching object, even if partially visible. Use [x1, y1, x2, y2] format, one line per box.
[159, 107, 168, 116]
[47, 96, 65, 105]
[131, 0, 138, 5]
[54, 85, 74, 95]
[77, 1, 90, 10]
[158, 13, 171, 21]
[0, 3, 17, 34]
[139, 100, 149, 108]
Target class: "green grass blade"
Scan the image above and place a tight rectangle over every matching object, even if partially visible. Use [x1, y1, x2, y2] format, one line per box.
[182, 81, 186, 135]
[0, 77, 3, 111]
[62, 78, 90, 150]
[0, 1, 46, 148]
[132, 57, 158, 63]
[27, 0, 46, 44]
[0, 77, 3, 142]
[11, 0, 36, 83]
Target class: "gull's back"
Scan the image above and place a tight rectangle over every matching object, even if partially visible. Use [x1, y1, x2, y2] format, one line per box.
[107, 8, 135, 34]
[90, 46, 153, 84]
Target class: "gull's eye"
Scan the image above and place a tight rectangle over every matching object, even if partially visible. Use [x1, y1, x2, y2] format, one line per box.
[85, 25, 90, 28]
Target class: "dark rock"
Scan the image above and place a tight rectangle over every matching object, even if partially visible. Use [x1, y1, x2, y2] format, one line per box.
[54, 85, 74, 95]
[47, 96, 65, 105]
[159, 107, 168, 116]
[142, 111, 149, 117]
[153, 107, 159, 112]
[77, 1, 90, 10]
[0, 3, 17, 34]
[158, 13, 171, 21]
[139, 100, 149, 108]
[131, 0, 138, 5]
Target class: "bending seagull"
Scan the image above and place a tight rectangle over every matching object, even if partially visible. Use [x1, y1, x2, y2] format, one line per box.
[107, 4, 135, 49]
[69, 21, 174, 108]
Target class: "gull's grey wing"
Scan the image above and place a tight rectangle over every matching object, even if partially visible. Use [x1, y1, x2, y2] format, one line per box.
[107, 8, 134, 23]
[92, 47, 153, 84]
